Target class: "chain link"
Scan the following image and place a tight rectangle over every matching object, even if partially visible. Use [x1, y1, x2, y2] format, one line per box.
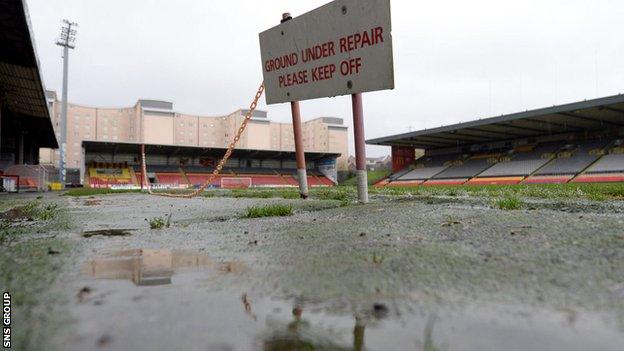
[141, 83, 265, 198]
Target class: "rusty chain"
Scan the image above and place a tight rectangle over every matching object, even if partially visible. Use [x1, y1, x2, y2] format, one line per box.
[141, 82, 265, 198]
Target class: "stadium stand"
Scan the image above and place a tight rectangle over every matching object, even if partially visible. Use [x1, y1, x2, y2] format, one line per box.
[525, 140, 608, 183]
[468, 142, 563, 184]
[388, 153, 459, 186]
[155, 173, 187, 186]
[425, 153, 495, 185]
[138, 166, 335, 189]
[368, 94, 624, 187]
[573, 143, 624, 183]
[82, 141, 338, 189]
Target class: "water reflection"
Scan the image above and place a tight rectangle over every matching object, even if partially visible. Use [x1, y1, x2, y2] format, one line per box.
[261, 304, 392, 351]
[83, 249, 242, 286]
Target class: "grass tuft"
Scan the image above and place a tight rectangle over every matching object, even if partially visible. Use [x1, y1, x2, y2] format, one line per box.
[497, 196, 523, 210]
[312, 187, 352, 206]
[147, 212, 172, 229]
[244, 204, 293, 218]
[63, 188, 142, 197]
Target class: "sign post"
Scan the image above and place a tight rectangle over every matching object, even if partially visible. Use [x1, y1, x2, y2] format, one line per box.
[281, 13, 309, 199]
[259, 0, 393, 203]
[351, 93, 368, 202]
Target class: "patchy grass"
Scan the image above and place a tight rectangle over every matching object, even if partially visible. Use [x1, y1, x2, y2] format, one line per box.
[203, 188, 300, 199]
[66, 182, 624, 203]
[0, 222, 23, 246]
[0, 237, 70, 351]
[147, 213, 172, 229]
[497, 196, 524, 210]
[244, 204, 294, 218]
[0, 198, 73, 350]
[370, 182, 624, 201]
[341, 169, 392, 186]
[63, 187, 142, 197]
[1, 201, 64, 223]
[372, 252, 384, 265]
[311, 187, 353, 206]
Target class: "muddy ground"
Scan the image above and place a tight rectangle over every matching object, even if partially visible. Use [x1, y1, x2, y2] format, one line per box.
[2, 191, 624, 351]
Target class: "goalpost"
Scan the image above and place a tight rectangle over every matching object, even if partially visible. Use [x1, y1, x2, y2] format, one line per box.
[220, 177, 252, 189]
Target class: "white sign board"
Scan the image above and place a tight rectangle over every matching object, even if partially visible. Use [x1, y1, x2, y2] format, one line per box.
[259, 0, 394, 105]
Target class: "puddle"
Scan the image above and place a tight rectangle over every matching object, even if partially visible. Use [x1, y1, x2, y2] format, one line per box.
[83, 249, 244, 286]
[73, 250, 624, 351]
[82, 229, 134, 238]
[68, 285, 624, 351]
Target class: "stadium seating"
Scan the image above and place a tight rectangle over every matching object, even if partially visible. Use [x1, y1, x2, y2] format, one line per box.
[186, 173, 220, 187]
[521, 140, 607, 183]
[155, 173, 187, 186]
[476, 143, 562, 178]
[113, 163, 335, 189]
[572, 150, 624, 183]
[429, 155, 493, 183]
[398, 167, 448, 181]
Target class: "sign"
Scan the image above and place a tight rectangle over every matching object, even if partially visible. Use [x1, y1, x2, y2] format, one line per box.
[259, 0, 393, 105]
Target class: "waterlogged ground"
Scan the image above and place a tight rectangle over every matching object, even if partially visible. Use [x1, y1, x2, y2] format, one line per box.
[2, 188, 624, 350]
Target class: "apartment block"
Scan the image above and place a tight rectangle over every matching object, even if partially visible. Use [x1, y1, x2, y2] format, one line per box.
[41, 91, 349, 173]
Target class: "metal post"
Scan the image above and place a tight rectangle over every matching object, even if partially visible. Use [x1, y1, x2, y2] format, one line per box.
[352, 93, 368, 203]
[282, 12, 309, 199]
[56, 19, 77, 187]
[140, 144, 145, 190]
[291, 101, 309, 198]
[59, 44, 69, 186]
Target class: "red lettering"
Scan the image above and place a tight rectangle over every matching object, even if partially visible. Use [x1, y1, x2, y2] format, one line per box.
[265, 53, 299, 72]
[339, 37, 347, 53]
[278, 70, 309, 87]
[374, 26, 384, 44]
[361, 31, 371, 47]
[339, 26, 385, 53]
[328, 41, 335, 56]
[312, 64, 336, 82]
[340, 58, 362, 76]
[301, 41, 337, 63]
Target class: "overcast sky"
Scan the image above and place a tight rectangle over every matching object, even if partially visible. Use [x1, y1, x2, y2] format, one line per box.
[27, 0, 624, 157]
